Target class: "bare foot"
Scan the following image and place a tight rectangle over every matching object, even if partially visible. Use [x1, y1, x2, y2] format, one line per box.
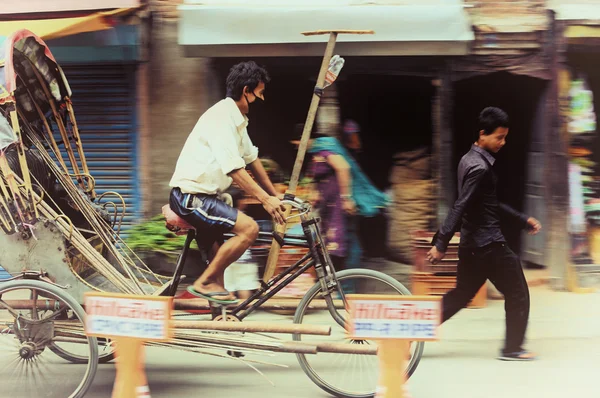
[193, 280, 236, 301]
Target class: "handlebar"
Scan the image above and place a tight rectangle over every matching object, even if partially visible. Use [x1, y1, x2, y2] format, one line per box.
[281, 193, 310, 211]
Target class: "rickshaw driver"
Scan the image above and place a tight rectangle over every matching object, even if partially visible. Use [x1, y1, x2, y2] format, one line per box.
[168, 61, 285, 305]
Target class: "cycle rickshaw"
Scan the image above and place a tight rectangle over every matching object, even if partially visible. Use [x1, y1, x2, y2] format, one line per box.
[0, 29, 424, 398]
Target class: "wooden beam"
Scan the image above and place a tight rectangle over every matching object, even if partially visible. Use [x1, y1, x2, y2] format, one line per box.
[172, 320, 331, 335]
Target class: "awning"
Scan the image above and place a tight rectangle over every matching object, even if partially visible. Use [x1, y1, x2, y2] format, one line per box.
[550, 2, 600, 22]
[0, 0, 140, 14]
[0, 8, 138, 41]
[178, 1, 474, 57]
[549, 1, 600, 39]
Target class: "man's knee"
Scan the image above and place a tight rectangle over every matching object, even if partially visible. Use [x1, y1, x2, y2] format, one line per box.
[237, 218, 259, 243]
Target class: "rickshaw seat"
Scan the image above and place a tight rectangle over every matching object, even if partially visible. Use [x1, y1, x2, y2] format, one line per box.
[162, 204, 194, 235]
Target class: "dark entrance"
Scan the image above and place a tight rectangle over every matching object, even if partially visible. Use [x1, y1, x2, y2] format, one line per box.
[452, 72, 547, 259]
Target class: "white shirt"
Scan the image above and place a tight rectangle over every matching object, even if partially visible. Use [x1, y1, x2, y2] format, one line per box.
[169, 98, 259, 194]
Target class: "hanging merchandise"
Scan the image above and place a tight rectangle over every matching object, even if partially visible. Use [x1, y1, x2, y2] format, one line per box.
[568, 79, 597, 135]
[569, 163, 590, 261]
[567, 75, 599, 226]
[567, 73, 600, 264]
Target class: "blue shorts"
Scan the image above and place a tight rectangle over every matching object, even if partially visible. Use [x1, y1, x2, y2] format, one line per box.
[169, 188, 238, 249]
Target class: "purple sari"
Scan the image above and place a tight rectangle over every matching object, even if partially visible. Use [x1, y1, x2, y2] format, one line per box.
[308, 151, 346, 258]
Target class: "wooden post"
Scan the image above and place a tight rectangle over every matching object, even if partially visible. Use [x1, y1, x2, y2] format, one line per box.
[263, 29, 374, 283]
[347, 295, 441, 398]
[375, 340, 409, 398]
[547, 12, 581, 292]
[172, 320, 331, 335]
[85, 293, 172, 398]
[112, 338, 149, 398]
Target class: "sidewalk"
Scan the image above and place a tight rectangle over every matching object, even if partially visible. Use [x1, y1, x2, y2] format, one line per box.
[240, 284, 600, 397]
[441, 284, 600, 342]
[409, 285, 600, 398]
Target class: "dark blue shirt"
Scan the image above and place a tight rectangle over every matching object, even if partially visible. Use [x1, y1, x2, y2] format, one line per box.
[433, 145, 529, 252]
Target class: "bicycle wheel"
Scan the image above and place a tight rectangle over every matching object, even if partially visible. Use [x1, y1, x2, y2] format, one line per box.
[293, 269, 424, 398]
[0, 279, 98, 398]
[28, 290, 115, 364]
[49, 330, 115, 364]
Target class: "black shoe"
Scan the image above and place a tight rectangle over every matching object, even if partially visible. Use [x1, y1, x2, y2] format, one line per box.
[497, 350, 536, 361]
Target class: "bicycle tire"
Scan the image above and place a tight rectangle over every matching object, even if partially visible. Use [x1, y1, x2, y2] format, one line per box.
[49, 338, 115, 364]
[0, 279, 98, 398]
[28, 290, 114, 364]
[293, 268, 424, 398]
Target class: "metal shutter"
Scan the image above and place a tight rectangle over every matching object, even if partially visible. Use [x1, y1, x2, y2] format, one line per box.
[60, 64, 140, 236]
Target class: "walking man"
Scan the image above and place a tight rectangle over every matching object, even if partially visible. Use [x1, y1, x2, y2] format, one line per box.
[427, 107, 542, 361]
[169, 61, 285, 305]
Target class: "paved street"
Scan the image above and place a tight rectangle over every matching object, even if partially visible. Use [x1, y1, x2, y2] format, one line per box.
[77, 286, 600, 398]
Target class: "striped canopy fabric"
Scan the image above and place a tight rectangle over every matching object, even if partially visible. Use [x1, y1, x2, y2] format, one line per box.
[0, 30, 71, 120]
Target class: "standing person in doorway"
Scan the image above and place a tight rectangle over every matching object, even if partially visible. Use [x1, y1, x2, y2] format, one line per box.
[305, 120, 389, 272]
[427, 107, 542, 361]
[169, 61, 285, 305]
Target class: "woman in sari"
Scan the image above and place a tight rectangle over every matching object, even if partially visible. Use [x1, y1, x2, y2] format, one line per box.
[304, 120, 389, 271]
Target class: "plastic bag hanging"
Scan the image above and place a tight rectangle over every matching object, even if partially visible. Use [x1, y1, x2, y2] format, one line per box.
[324, 55, 345, 89]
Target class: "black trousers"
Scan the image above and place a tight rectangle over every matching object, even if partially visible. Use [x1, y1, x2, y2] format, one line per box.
[442, 242, 530, 354]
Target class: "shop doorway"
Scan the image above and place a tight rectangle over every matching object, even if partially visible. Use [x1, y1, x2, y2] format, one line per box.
[337, 74, 434, 190]
[337, 74, 435, 258]
[452, 72, 547, 260]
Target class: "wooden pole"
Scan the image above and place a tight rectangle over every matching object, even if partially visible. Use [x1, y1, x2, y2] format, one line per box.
[263, 32, 338, 284]
[172, 320, 331, 335]
[375, 340, 409, 398]
[315, 341, 377, 355]
[0, 299, 65, 310]
[112, 338, 148, 398]
[288, 32, 338, 194]
[173, 298, 345, 311]
[263, 29, 374, 284]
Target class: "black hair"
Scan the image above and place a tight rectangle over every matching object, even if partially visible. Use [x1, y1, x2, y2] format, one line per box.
[225, 61, 271, 100]
[477, 107, 509, 141]
[294, 123, 326, 140]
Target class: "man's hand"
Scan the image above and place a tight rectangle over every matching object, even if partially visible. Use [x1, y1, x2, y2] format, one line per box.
[427, 246, 445, 265]
[262, 196, 286, 225]
[527, 217, 542, 235]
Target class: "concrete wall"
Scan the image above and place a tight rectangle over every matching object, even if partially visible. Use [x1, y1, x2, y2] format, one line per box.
[147, 20, 221, 215]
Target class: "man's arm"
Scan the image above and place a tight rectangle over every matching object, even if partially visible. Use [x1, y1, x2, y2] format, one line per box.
[498, 203, 529, 229]
[499, 203, 542, 234]
[432, 167, 486, 253]
[206, 124, 284, 224]
[247, 159, 279, 197]
[229, 168, 285, 224]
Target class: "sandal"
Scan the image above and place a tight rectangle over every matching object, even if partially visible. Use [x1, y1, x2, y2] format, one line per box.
[497, 350, 536, 361]
[186, 286, 239, 305]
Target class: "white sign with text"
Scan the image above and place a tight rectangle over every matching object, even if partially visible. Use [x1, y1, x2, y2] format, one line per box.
[347, 295, 442, 341]
[85, 293, 172, 341]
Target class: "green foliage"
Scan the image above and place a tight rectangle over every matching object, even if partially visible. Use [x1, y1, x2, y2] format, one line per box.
[125, 214, 197, 254]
